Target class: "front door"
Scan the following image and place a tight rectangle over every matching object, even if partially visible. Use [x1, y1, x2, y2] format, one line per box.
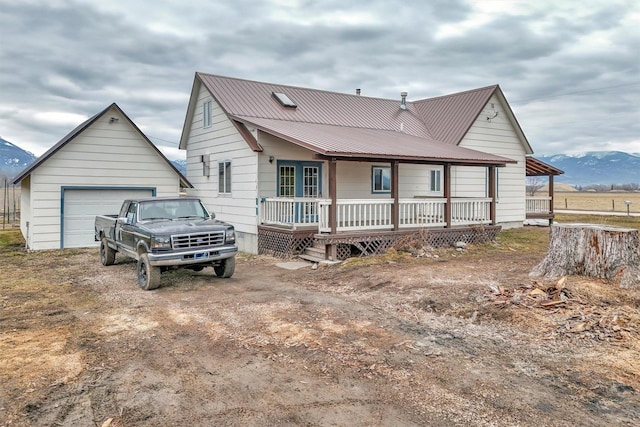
[278, 161, 322, 223]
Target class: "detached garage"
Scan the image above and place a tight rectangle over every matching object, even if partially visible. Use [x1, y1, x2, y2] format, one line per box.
[13, 103, 190, 250]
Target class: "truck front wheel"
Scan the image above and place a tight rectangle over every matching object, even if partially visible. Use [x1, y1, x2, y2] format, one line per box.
[137, 253, 161, 290]
[100, 238, 116, 266]
[214, 257, 235, 278]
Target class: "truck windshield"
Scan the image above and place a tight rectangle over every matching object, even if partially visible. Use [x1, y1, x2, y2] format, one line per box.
[139, 200, 209, 221]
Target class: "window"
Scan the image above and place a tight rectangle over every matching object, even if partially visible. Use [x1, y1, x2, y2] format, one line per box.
[372, 166, 391, 193]
[218, 161, 231, 194]
[203, 100, 212, 128]
[126, 202, 137, 224]
[430, 169, 442, 193]
[272, 92, 297, 108]
[279, 165, 296, 197]
[486, 168, 499, 198]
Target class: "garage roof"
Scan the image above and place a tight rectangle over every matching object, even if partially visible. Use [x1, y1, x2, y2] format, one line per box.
[13, 103, 191, 188]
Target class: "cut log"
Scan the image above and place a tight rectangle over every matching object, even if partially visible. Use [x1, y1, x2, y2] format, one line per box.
[530, 223, 640, 287]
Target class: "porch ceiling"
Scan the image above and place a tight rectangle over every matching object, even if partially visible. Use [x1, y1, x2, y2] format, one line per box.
[526, 156, 564, 176]
[234, 115, 515, 167]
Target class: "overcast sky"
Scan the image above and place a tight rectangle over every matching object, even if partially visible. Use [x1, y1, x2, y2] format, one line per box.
[1, 0, 638, 160]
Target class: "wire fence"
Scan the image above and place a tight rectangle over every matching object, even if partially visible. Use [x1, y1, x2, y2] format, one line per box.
[1, 178, 21, 229]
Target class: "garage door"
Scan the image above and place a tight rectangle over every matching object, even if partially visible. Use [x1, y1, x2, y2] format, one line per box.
[63, 188, 154, 248]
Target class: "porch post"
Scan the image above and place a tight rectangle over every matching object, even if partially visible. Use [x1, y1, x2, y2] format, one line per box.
[391, 160, 399, 231]
[327, 157, 338, 260]
[329, 157, 337, 233]
[488, 166, 496, 225]
[548, 174, 555, 226]
[444, 163, 451, 228]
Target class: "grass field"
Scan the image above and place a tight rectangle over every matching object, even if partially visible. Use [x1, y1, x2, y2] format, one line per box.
[550, 191, 640, 213]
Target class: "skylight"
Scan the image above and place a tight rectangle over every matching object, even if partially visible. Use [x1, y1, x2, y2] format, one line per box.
[272, 92, 297, 108]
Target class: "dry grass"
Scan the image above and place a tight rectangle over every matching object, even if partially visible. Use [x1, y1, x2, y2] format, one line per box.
[553, 191, 640, 213]
[555, 213, 640, 229]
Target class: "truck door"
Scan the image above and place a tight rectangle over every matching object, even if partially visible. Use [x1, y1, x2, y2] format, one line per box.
[119, 202, 138, 250]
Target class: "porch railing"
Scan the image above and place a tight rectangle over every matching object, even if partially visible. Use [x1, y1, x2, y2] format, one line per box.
[451, 198, 492, 226]
[260, 197, 320, 228]
[526, 196, 552, 214]
[261, 197, 492, 232]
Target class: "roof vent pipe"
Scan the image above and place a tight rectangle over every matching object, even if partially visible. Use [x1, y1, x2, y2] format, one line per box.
[356, 88, 361, 96]
[400, 92, 408, 110]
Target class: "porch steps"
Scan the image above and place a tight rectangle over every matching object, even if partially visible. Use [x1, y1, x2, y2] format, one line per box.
[299, 245, 326, 263]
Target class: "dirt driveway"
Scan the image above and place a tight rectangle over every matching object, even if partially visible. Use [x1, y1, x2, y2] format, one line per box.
[1, 228, 639, 426]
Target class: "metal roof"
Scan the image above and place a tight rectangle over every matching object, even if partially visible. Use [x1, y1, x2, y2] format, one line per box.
[526, 156, 564, 176]
[413, 86, 497, 145]
[198, 73, 432, 138]
[234, 116, 515, 165]
[13, 103, 192, 188]
[190, 73, 533, 166]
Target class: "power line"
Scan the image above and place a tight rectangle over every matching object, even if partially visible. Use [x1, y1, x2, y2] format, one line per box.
[147, 134, 178, 145]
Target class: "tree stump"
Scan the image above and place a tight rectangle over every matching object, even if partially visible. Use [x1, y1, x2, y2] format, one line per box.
[530, 223, 640, 287]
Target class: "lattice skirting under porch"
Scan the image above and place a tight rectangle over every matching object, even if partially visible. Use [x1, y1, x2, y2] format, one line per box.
[258, 225, 501, 260]
[258, 226, 316, 258]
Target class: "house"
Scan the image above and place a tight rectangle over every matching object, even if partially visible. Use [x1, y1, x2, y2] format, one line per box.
[13, 103, 190, 250]
[179, 72, 539, 259]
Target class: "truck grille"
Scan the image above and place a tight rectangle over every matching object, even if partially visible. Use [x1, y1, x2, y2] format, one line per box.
[172, 231, 225, 249]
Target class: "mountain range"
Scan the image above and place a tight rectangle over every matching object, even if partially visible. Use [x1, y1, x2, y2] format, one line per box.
[537, 151, 640, 186]
[1, 137, 639, 187]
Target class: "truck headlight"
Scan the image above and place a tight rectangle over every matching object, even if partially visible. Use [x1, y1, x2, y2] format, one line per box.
[225, 229, 235, 244]
[151, 236, 171, 249]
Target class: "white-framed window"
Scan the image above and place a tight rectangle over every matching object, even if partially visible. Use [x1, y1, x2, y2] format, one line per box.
[203, 100, 212, 128]
[430, 169, 442, 193]
[372, 166, 391, 193]
[218, 160, 231, 194]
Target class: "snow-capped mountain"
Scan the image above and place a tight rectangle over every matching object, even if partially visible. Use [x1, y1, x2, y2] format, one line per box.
[171, 159, 186, 175]
[0, 137, 37, 179]
[537, 151, 640, 186]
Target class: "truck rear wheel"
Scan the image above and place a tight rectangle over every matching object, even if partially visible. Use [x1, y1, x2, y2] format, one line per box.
[138, 253, 161, 290]
[100, 237, 116, 266]
[214, 257, 235, 278]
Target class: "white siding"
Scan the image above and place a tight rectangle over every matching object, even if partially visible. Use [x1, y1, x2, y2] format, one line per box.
[184, 84, 259, 253]
[457, 94, 528, 226]
[25, 108, 181, 250]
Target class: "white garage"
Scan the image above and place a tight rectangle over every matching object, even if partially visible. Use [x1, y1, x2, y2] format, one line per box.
[62, 188, 155, 248]
[13, 103, 190, 250]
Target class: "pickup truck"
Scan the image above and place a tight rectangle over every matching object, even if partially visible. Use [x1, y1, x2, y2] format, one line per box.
[95, 197, 238, 290]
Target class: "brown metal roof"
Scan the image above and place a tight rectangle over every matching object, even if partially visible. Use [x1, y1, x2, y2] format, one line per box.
[413, 86, 497, 144]
[526, 156, 564, 176]
[198, 73, 432, 138]
[190, 73, 531, 166]
[234, 116, 515, 165]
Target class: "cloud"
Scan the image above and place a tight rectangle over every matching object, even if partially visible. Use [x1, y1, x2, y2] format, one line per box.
[0, 0, 638, 159]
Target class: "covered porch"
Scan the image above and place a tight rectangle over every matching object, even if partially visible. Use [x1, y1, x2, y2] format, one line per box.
[258, 155, 510, 260]
[525, 156, 564, 225]
[260, 196, 494, 231]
